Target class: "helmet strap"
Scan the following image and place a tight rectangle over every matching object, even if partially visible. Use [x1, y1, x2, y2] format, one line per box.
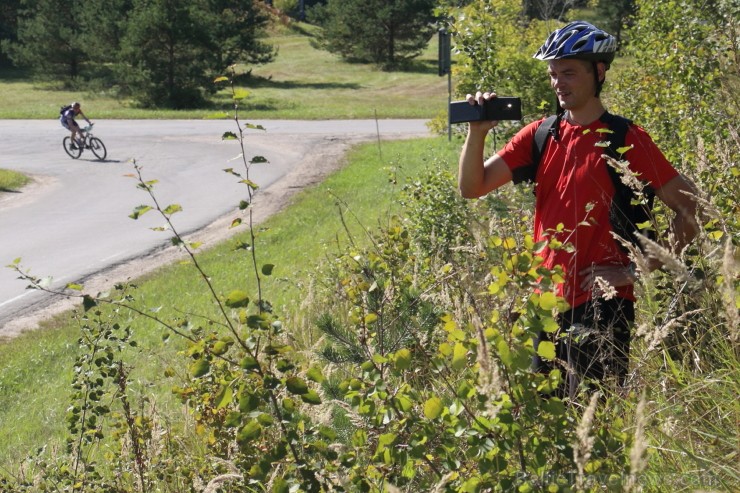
[593, 61, 606, 97]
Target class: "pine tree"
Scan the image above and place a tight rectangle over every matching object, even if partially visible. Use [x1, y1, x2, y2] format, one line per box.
[308, 0, 438, 68]
[115, 0, 275, 108]
[2, 0, 84, 80]
[203, 0, 275, 74]
[0, 0, 21, 68]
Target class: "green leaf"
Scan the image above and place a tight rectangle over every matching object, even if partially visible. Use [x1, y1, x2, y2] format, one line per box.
[273, 479, 290, 493]
[286, 377, 309, 395]
[451, 342, 467, 370]
[537, 341, 556, 361]
[424, 396, 443, 420]
[225, 290, 250, 308]
[237, 420, 262, 444]
[239, 392, 260, 413]
[250, 155, 268, 164]
[616, 145, 634, 155]
[189, 358, 210, 378]
[282, 398, 296, 413]
[497, 339, 512, 366]
[372, 353, 388, 364]
[319, 426, 337, 440]
[261, 264, 274, 276]
[240, 179, 260, 190]
[396, 394, 413, 412]
[539, 292, 557, 310]
[301, 389, 322, 405]
[212, 340, 230, 355]
[213, 76, 229, 83]
[129, 205, 152, 220]
[244, 123, 266, 131]
[163, 204, 182, 216]
[230, 218, 242, 228]
[240, 356, 260, 370]
[224, 411, 241, 428]
[394, 348, 412, 370]
[233, 88, 250, 101]
[265, 344, 292, 355]
[222, 131, 238, 140]
[306, 366, 325, 383]
[215, 386, 233, 409]
[542, 317, 559, 333]
[66, 283, 83, 291]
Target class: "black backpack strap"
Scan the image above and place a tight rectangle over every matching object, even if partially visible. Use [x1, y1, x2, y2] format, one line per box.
[599, 112, 656, 251]
[512, 115, 559, 185]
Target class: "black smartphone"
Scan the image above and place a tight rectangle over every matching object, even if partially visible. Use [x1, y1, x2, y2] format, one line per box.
[449, 97, 522, 123]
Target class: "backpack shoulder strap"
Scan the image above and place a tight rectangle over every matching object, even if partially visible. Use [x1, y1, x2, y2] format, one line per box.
[599, 112, 657, 250]
[599, 113, 632, 190]
[533, 114, 559, 168]
[511, 115, 558, 185]
[598, 112, 631, 155]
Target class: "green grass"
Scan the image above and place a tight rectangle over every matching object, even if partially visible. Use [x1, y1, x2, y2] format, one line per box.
[0, 136, 462, 469]
[0, 168, 30, 192]
[0, 23, 449, 120]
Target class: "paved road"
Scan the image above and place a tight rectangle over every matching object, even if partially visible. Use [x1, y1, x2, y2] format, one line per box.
[0, 119, 430, 332]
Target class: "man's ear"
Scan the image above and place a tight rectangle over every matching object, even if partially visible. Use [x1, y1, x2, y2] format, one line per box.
[596, 62, 607, 83]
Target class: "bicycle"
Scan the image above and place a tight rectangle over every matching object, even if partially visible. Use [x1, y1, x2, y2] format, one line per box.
[63, 124, 107, 160]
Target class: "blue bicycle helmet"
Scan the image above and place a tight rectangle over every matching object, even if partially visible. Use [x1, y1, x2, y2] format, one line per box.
[534, 21, 617, 66]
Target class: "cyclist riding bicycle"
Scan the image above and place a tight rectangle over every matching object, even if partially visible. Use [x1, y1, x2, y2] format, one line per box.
[60, 102, 92, 150]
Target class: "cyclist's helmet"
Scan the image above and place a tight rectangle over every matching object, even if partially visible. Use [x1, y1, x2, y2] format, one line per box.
[72, 102, 80, 109]
[533, 21, 617, 66]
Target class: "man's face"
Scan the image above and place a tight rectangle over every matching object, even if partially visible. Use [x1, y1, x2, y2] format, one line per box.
[548, 59, 599, 111]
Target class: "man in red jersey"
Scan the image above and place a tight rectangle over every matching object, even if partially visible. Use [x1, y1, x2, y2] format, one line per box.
[458, 21, 700, 398]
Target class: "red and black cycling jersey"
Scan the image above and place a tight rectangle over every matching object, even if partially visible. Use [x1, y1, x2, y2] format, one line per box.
[498, 116, 679, 308]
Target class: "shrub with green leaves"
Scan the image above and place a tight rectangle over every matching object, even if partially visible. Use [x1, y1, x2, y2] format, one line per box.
[441, 0, 553, 118]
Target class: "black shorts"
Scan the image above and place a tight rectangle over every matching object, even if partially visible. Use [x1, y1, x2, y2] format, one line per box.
[533, 297, 635, 397]
[61, 119, 80, 131]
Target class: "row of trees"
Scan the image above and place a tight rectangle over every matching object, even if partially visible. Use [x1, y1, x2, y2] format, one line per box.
[307, 0, 439, 68]
[305, 0, 636, 70]
[1, 0, 275, 108]
[0, 0, 636, 108]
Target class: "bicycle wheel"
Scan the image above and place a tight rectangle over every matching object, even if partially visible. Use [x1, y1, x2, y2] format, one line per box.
[89, 137, 107, 160]
[63, 137, 82, 159]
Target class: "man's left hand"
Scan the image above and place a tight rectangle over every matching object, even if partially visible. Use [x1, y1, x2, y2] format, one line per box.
[579, 263, 636, 291]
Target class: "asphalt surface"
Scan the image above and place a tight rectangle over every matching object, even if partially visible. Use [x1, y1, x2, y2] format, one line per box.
[0, 119, 431, 333]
